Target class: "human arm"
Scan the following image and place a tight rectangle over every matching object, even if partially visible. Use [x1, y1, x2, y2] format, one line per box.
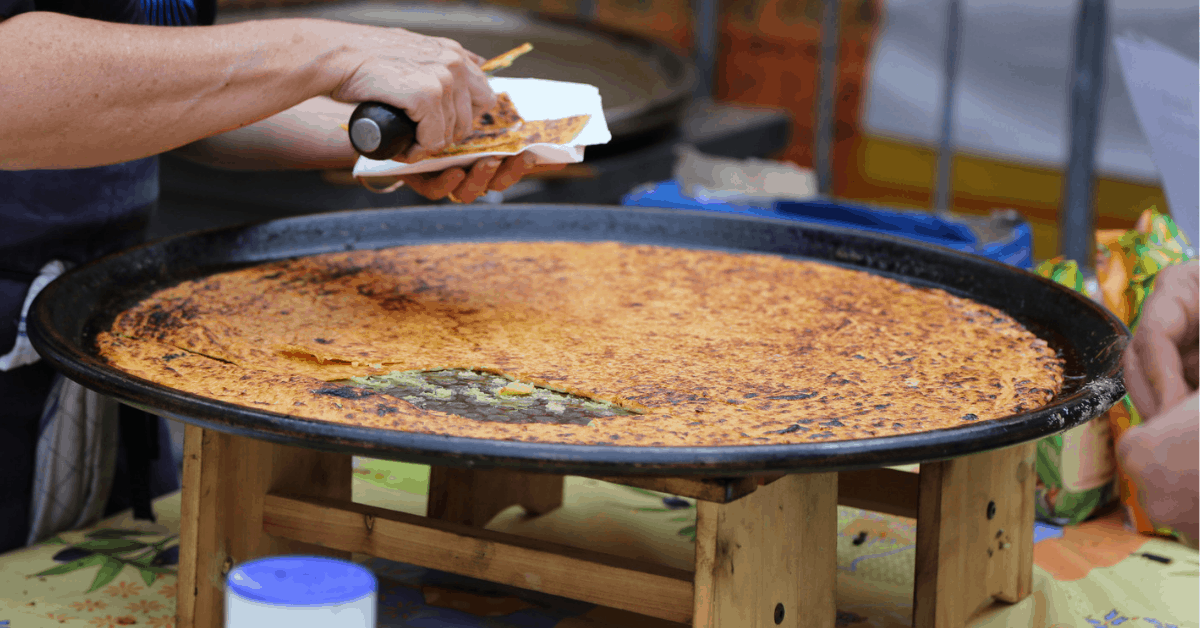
[169, 96, 361, 171]
[171, 96, 565, 202]
[0, 12, 492, 170]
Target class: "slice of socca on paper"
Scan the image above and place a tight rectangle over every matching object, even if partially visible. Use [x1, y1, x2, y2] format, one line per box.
[429, 114, 592, 158]
[353, 77, 611, 179]
[424, 92, 526, 156]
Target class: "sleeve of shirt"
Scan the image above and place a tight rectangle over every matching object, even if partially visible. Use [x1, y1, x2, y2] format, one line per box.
[0, 0, 36, 19]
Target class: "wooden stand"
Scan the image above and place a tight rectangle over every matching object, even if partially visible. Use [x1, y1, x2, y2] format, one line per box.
[912, 446, 1037, 627]
[176, 427, 1034, 628]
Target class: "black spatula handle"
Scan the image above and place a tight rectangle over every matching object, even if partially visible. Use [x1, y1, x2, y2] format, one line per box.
[348, 102, 418, 161]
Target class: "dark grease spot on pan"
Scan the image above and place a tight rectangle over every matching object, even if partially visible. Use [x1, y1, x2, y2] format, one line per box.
[766, 391, 818, 401]
[312, 386, 376, 400]
[766, 423, 809, 435]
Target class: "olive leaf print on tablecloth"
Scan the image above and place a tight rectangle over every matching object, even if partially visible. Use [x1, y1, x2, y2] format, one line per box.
[33, 528, 178, 592]
[626, 486, 698, 540]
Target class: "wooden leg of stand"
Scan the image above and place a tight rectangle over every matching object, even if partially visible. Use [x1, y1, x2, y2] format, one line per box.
[426, 467, 565, 527]
[912, 443, 1037, 628]
[175, 427, 352, 628]
[692, 473, 838, 628]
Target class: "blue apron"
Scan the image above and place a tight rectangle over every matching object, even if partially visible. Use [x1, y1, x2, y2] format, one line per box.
[0, 0, 214, 552]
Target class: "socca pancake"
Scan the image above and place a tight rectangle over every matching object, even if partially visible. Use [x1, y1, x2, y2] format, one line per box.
[427, 114, 591, 159]
[97, 242, 1065, 447]
[480, 42, 534, 73]
[454, 93, 523, 146]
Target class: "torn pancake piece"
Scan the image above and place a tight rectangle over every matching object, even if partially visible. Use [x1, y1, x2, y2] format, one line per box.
[426, 114, 591, 160]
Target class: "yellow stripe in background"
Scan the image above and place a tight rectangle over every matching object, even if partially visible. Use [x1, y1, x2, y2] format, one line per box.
[846, 135, 1168, 261]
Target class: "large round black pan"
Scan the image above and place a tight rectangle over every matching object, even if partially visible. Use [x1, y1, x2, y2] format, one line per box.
[29, 205, 1128, 476]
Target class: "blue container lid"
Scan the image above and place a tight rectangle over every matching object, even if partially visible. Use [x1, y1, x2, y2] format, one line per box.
[227, 556, 377, 606]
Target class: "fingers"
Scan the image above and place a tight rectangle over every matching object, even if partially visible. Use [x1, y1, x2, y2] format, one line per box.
[1115, 392, 1200, 536]
[487, 153, 568, 191]
[431, 37, 496, 116]
[450, 157, 503, 203]
[452, 87, 474, 144]
[1124, 261, 1200, 420]
[403, 54, 489, 159]
[465, 49, 487, 66]
[1145, 329, 1191, 416]
[488, 152, 538, 191]
[438, 153, 539, 203]
[1123, 349, 1157, 421]
[464, 61, 497, 116]
[393, 158, 504, 203]
[399, 168, 466, 200]
[401, 72, 449, 161]
[1125, 329, 1188, 421]
[456, 153, 569, 199]
[402, 153, 567, 203]
[420, 39, 492, 144]
[429, 36, 485, 72]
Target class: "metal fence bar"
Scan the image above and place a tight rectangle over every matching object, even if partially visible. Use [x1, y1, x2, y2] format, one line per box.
[815, 0, 841, 196]
[693, 0, 720, 98]
[575, 0, 596, 22]
[933, 0, 963, 214]
[1061, 0, 1108, 265]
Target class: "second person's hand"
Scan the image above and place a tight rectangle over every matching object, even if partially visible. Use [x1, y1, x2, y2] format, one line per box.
[1122, 260, 1199, 421]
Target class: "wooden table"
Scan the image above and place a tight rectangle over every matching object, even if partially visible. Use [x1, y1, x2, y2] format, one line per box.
[175, 425, 1036, 628]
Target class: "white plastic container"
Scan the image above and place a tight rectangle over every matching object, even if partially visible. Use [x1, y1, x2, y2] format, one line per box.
[225, 555, 377, 628]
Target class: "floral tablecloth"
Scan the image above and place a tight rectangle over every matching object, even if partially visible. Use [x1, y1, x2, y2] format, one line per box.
[2, 459, 1196, 628]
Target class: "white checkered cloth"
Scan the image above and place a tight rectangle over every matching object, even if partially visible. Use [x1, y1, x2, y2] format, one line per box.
[0, 260, 120, 546]
[0, 260, 68, 371]
[25, 374, 120, 545]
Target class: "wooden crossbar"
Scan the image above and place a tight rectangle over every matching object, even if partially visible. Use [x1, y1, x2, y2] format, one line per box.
[589, 475, 765, 503]
[594, 468, 919, 519]
[837, 468, 921, 519]
[261, 493, 696, 624]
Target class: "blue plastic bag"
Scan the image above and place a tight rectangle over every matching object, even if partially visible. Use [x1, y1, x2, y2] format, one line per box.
[622, 181, 1033, 269]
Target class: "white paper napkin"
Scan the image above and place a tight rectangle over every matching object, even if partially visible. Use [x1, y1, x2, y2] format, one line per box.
[1114, 35, 1199, 250]
[352, 77, 611, 179]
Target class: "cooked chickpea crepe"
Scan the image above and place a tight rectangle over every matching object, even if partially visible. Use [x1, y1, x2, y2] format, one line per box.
[98, 242, 1064, 446]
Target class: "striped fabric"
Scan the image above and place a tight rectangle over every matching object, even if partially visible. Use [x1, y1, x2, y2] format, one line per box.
[142, 0, 196, 26]
[4, 261, 121, 546]
[25, 375, 120, 546]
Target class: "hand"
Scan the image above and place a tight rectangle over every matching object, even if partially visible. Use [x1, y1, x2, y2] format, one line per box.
[318, 21, 497, 161]
[1116, 391, 1199, 543]
[399, 152, 566, 203]
[1122, 260, 1199, 420]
